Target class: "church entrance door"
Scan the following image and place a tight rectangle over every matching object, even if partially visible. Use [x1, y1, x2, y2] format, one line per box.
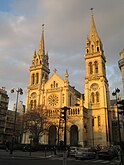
[70, 125, 78, 146]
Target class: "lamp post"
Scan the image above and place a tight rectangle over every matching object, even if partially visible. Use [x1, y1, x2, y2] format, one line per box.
[112, 88, 121, 144]
[112, 88, 123, 164]
[10, 88, 23, 154]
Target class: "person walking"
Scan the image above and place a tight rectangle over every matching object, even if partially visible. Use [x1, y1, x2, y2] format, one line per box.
[5, 141, 10, 152]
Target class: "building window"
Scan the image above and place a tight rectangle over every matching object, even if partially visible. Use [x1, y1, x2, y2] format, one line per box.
[94, 61, 98, 73]
[97, 47, 99, 52]
[36, 59, 38, 65]
[53, 81, 56, 88]
[32, 74, 35, 85]
[34, 100, 36, 107]
[92, 45, 94, 53]
[62, 94, 64, 104]
[36, 73, 39, 84]
[91, 92, 95, 103]
[98, 116, 101, 126]
[56, 83, 58, 88]
[89, 62, 93, 74]
[30, 100, 33, 109]
[96, 91, 99, 102]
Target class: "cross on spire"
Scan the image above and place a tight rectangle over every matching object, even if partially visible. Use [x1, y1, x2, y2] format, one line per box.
[90, 8, 94, 16]
[54, 68, 57, 73]
[42, 24, 45, 31]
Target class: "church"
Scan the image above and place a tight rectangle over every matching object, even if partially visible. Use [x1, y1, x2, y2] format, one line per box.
[23, 14, 110, 147]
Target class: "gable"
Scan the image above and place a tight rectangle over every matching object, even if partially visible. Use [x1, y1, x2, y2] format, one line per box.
[45, 73, 65, 89]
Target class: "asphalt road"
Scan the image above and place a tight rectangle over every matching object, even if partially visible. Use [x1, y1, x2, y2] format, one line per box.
[0, 157, 120, 165]
[0, 149, 121, 165]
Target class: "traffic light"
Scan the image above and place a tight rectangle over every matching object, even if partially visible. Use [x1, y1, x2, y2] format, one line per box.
[117, 100, 124, 116]
[60, 106, 70, 120]
[60, 109, 66, 120]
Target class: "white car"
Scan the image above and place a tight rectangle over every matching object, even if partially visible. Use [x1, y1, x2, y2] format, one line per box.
[75, 147, 96, 160]
[69, 146, 79, 157]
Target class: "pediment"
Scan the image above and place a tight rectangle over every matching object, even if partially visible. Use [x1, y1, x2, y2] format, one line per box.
[45, 73, 65, 89]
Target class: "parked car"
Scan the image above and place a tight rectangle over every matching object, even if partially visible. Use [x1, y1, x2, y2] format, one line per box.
[22, 144, 36, 152]
[97, 148, 116, 160]
[75, 147, 96, 160]
[69, 146, 79, 157]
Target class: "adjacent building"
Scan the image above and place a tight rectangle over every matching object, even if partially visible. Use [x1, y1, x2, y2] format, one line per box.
[118, 49, 124, 90]
[0, 87, 9, 143]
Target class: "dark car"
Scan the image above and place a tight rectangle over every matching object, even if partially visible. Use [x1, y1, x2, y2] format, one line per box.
[22, 144, 35, 152]
[97, 149, 116, 160]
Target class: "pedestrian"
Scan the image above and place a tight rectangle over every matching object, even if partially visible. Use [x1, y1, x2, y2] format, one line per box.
[5, 141, 10, 152]
[53, 146, 56, 155]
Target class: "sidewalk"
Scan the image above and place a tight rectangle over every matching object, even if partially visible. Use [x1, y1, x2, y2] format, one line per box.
[0, 149, 55, 160]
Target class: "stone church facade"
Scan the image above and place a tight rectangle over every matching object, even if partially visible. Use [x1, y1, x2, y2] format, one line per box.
[23, 15, 111, 147]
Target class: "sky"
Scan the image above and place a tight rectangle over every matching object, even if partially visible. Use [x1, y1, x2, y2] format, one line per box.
[0, 0, 124, 110]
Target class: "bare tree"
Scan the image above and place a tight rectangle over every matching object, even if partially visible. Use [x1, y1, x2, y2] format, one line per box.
[23, 106, 49, 144]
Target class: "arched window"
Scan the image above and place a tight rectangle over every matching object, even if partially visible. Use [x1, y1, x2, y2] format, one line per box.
[56, 83, 58, 88]
[30, 100, 33, 109]
[53, 81, 56, 88]
[36, 73, 39, 84]
[94, 61, 98, 73]
[62, 94, 64, 103]
[89, 62, 93, 74]
[92, 45, 94, 52]
[36, 59, 38, 65]
[91, 92, 95, 103]
[34, 100, 36, 107]
[32, 74, 35, 85]
[97, 47, 99, 52]
[98, 116, 101, 126]
[96, 91, 99, 102]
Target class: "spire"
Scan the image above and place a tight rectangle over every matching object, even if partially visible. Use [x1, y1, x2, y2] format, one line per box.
[86, 35, 90, 44]
[65, 69, 69, 78]
[38, 24, 45, 57]
[33, 49, 37, 58]
[90, 13, 100, 42]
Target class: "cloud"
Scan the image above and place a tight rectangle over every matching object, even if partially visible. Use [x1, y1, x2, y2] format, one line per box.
[0, 0, 124, 109]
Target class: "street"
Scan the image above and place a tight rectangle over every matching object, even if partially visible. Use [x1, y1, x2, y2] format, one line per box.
[0, 156, 120, 165]
[0, 149, 121, 165]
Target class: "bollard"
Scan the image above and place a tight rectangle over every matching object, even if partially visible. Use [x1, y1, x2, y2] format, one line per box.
[63, 151, 67, 165]
[44, 147, 46, 157]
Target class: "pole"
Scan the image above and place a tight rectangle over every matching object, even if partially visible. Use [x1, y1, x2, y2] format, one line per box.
[116, 95, 123, 164]
[64, 112, 66, 147]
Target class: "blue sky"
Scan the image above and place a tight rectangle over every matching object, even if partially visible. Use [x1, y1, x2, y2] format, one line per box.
[0, 0, 124, 109]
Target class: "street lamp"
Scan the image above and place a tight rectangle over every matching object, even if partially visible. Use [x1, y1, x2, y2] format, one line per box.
[112, 88, 123, 164]
[10, 88, 23, 154]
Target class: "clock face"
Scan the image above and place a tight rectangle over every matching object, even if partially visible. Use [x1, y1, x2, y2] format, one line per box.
[48, 94, 59, 107]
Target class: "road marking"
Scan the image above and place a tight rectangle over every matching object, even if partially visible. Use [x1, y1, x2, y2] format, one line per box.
[93, 160, 104, 163]
[102, 160, 110, 164]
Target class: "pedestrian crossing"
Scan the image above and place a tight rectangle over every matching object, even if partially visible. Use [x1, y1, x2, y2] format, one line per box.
[52, 157, 120, 164]
[75, 159, 120, 164]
